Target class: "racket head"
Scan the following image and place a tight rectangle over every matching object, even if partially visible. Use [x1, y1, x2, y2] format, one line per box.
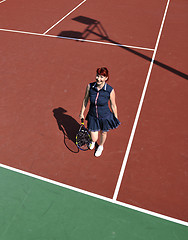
[76, 121, 91, 151]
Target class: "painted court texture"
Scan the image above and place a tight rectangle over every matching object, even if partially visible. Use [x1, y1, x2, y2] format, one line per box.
[0, 0, 188, 239]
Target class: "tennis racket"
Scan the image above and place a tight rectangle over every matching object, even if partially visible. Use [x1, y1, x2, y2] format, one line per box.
[76, 118, 91, 151]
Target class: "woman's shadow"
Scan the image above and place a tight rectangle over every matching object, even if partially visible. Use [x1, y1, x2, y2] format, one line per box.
[53, 107, 80, 153]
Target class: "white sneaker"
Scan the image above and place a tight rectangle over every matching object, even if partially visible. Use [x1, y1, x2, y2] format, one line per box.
[95, 145, 103, 157]
[89, 141, 95, 150]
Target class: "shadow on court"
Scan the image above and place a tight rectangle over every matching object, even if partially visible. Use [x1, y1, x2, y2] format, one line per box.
[53, 107, 80, 153]
[58, 16, 188, 80]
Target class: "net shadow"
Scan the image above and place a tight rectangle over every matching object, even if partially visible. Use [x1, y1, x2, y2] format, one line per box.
[58, 16, 188, 80]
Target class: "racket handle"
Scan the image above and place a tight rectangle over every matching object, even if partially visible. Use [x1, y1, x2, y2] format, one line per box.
[81, 118, 84, 124]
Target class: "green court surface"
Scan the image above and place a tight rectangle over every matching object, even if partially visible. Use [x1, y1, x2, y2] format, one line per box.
[0, 167, 187, 240]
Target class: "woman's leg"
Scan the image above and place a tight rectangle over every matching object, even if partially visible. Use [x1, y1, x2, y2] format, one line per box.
[89, 131, 98, 150]
[99, 131, 107, 146]
[95, 131, 107, 157]
[90, 131, 99, 143]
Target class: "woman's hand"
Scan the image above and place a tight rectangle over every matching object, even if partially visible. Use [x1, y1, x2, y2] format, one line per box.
[79, 113, 84, 120]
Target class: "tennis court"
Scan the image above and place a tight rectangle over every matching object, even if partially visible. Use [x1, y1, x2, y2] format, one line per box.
[0, 0, 188, 239]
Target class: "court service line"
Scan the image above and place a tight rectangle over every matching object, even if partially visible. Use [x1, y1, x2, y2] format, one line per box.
[0, 0, 6, 4]
[113, 0, 171, 200]
[0, 28, 154, 51]
[43, 0, 87, 35]
[0, 163, 187, 226]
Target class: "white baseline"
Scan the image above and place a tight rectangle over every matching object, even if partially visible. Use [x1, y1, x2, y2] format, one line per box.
[0, 28, 154, 51]
[0, 163, 187, 227]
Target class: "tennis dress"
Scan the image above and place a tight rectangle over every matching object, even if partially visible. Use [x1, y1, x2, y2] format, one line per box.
[86, 82, 120, 132]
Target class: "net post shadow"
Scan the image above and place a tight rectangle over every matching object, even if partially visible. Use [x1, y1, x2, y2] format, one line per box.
[58, 16, 109, 41]
[58, 16, 188, 80]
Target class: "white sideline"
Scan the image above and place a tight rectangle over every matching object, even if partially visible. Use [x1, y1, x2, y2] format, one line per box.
[0, 0, 6, 4]
[113, 0, 171, 200]
[43, 0, 87, 34]
[0, 163, 187, 227]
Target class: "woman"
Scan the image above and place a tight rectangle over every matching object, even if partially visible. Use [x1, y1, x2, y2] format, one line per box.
[79, 67, 120, 157]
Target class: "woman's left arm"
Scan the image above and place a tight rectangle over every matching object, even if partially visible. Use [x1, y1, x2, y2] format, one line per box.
[110, 89, 118, 119]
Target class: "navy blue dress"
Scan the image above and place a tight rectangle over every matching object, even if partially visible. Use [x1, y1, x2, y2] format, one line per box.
[86, 82, 120, 132]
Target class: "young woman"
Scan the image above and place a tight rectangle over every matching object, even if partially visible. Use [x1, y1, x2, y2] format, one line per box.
[79, 67, 120, 157]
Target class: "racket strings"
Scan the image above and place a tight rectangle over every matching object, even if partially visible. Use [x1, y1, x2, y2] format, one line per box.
[76, 127, 91, 148]
[77, 133, 90, 147]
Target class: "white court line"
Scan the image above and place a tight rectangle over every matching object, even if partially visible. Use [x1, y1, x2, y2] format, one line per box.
[0, 28, 154, 51]
[0, 0, 6, 4]
[0, 163, 187, 226]
[43, 0, 87, 35]
[1, 0, 185, 227]
[113, 0, 171, 201]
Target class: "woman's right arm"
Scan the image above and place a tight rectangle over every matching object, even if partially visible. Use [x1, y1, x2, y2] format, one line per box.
[79, 84, 90, 119]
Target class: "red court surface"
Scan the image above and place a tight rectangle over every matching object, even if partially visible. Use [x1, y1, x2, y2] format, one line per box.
[0, 0, 82, 33]
[0, 31, 152, 197]
[47, 0, 166, 48]
[117, 0, 188, 222]
[0, 0, 188, 224]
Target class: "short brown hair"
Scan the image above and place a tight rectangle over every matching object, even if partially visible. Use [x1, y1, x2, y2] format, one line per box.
[96, 67, 109, 80]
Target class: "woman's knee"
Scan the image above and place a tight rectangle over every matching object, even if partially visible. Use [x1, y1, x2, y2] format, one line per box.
[90, 131, 98, 142]
[101, 131, 107, 137]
